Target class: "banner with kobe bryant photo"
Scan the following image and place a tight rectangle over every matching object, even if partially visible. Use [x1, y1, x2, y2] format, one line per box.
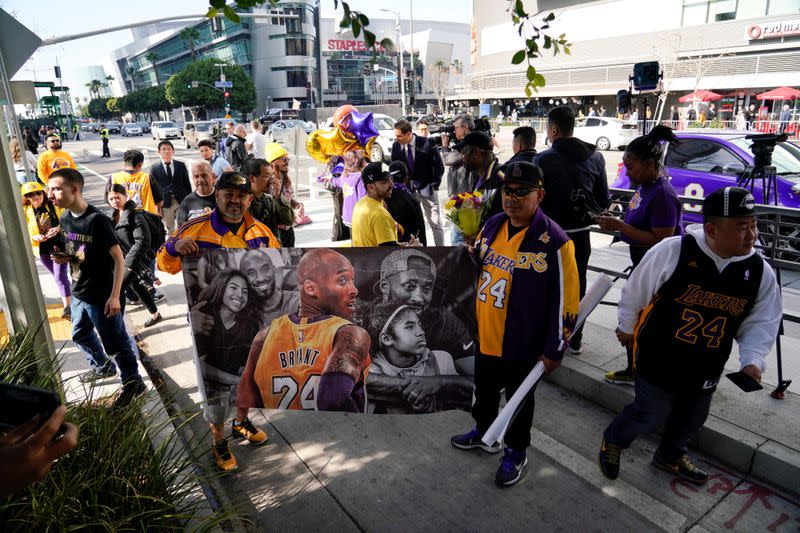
[181, 246, 478, 415]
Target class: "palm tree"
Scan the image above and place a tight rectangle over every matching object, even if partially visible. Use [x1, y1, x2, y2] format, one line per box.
[105, 75, 115, 96]
[125, 65, 137, 91]
[85, 79, 105, 99]
[145, 52, 161, 85]
[180, 27, 201, 60]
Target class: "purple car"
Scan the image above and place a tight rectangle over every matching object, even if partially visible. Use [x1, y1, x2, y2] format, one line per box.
[612, 131, 800, 224]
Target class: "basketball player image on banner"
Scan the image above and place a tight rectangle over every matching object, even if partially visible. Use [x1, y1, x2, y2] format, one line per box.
[236, 249, 371, 413]
[181, 246, 478, 415]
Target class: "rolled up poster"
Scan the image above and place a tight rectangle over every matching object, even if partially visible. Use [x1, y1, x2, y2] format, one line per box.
[481, 274, 614, 446]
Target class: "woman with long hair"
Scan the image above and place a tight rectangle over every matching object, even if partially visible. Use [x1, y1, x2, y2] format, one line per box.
[21, 182, 71, 318]
[195, 268, 267, 472]
[11, 137, 38, 185]
[596, 125, 683, 384]
[322, 149, 368, 229]
[106, 184, 162, 327]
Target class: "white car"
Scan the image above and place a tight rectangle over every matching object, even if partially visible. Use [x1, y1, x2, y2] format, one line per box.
[572, 117, 638, 151]
[151, 121, 182, 141]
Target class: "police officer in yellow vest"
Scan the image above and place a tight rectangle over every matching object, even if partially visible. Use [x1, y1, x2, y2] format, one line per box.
[100, 124, 111, 158]
[109, 150, 163, 215]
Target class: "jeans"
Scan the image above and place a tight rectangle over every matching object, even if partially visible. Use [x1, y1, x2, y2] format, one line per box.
[450, 223, 464, 246]
[71, 296, 141, 383]
[603, 377, 713, 463]
[472, 353, 538, 450]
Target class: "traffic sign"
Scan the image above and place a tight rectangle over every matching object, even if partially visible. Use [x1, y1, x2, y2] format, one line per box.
[215, 81, 233, 88]
[383, 75, 397, 82]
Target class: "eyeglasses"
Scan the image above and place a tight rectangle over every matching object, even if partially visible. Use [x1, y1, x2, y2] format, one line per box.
[501, 185, 538, 198]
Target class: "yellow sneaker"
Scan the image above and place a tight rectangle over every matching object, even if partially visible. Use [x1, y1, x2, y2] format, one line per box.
[231, 417, 268, 446]
[212, 438, 238, 472]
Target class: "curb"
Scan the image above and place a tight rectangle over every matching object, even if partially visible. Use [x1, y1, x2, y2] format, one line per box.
[545, 356, 800, 497]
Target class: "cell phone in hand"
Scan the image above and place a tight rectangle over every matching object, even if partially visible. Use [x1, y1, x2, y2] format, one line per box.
[0, 382, 61, 431]
[51, 251, 73, 260]
[726, 371, 763, 392]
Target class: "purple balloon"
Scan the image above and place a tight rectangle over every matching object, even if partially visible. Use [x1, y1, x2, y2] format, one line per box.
[347, 110, 380, 146]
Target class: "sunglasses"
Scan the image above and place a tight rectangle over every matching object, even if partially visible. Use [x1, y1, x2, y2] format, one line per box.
[501, 185, 538, 198]
[24, 191, 44, 197]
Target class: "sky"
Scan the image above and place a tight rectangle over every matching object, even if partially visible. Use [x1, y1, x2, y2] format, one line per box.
[2, 0, 472, 98]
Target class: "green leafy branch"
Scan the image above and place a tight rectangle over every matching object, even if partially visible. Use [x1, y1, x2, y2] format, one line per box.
[508, 1, 571, 96]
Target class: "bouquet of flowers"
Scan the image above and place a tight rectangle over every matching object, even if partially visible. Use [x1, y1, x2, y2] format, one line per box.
[444, 191, 484, 238]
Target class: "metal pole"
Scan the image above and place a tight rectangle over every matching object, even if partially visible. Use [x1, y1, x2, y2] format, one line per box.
[0, 47, 56, 373]
[409, 0, 415, 110]
[314, 2, 323, 112]
[397, 15, 406, 117]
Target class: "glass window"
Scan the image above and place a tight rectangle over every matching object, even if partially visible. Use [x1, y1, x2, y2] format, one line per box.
[585, 118, 603, 127]
[729, 138, 800, 175]
[768, 0, 800, 15]
[665, 139, 745, 174]
[286, 38, 309, 56]
[682, 0, 709, 25]
[709, 0, 736, 21]
[736, 0, 767, 18]
[287, 70, 309, 87]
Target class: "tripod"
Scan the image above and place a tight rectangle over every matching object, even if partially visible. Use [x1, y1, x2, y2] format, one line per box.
[738, 163, 792, 398]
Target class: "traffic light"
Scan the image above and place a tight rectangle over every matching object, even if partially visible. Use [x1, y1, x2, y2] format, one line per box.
[363, 64, 371, 76]
[223, 91, 230, 98]
[616, 89, 632, 114]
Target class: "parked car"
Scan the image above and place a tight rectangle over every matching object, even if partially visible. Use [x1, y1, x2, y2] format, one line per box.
[106, 121, 123, 134]
[572, 117, 638, 151]
[121, 123, 143, 137]
[138, 122, 151, 134]
[260, 108, 300, 129]
[268, 119, 315, 143]
[84, 122, 99, 132]
[184, 120, 218, 149]
[151, 121, 182, 141]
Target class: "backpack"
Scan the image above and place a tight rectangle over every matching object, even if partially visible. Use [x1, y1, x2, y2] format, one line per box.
[135, 209, 166, 255]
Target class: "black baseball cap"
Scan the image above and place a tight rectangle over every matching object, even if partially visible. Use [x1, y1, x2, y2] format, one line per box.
[454, 131, 494, 152]
[215, 171, 251, 192]
[361, 162, 393, 185]
[703, 187, 756, 218]
[490, 161, 545, 189]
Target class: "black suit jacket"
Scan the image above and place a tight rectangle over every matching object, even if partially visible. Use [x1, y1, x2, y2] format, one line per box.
[391, 135, 444, 191]
[150, 160, 191, 208]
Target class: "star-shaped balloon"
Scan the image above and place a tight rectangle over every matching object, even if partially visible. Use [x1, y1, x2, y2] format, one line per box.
[347, 110, 380, 146]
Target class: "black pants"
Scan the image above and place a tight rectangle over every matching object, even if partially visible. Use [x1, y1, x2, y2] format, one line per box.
[472, 353, 538, 451]
[280, 227, 295, 247]
[568, 229, 591, 344]
[125, 277, 158, 314]
[102, 138, 110, 158]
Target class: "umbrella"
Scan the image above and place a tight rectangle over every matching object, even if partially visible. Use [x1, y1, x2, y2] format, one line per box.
[756, 86, 800, 100]
[678, 90, 723, 103]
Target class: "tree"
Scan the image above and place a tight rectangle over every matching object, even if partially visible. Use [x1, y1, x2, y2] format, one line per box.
[428, 59, 463, 113]
[107, 97, 121, 114]
[85, 79, 106, 99]
[105, 75, 115, 95]
[146, 52, 161, 86]
[165, 58, 256, 116]
[87, 97, 112, 119]
[125, 65, 137, 92]
[180, 27, 201, 61]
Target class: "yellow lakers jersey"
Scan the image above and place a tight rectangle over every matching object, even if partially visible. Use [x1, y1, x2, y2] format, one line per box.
[111, 171, 158, 215]
[476, 221, 526, 356]
[254, 314, 352, 410]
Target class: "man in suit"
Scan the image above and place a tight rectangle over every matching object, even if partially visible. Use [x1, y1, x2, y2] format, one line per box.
[151, 140, 192, 231]
[391, 119, 445, 246]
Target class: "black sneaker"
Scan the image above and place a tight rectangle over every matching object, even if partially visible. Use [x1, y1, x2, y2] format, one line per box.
[79, 365, 118, 383]
[151, 293, 165, 303]
[112, 379, 147, 410]
[599, 437, 622, 480]
[61, 306, 71, 320]
[126, 296, 142, 306]
[569, 338, 583, 354]
[143, 313, 163, 328]
[450, 428, 502, 453]
[652, 453, 708, 485]
[495, 447, 528, 486]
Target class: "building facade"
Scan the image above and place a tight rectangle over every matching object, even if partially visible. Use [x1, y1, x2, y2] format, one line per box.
[106, 4, 469, 115]
[465, 0, 800, 119]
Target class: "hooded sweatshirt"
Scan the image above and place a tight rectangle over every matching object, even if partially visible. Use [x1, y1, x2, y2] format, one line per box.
[534, 137, 609, 232]
[224, 134, 248, 171]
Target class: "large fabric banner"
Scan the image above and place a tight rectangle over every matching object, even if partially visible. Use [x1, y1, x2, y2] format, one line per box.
[181, 247, 478, 415]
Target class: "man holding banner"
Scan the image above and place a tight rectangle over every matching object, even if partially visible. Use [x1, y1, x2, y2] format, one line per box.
[450, 161, 579, 487]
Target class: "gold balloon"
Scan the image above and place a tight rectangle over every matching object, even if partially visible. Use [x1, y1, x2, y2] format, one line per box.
[306, 125, 363, 163]
[364, 137, 376, 161]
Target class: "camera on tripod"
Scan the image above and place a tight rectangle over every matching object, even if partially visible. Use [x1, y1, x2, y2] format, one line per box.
[744, 132, 788, 168]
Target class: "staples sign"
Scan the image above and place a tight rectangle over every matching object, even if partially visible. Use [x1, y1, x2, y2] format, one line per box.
[327, 39, 369, 51]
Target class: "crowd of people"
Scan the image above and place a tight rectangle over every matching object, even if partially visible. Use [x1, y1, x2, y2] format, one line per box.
[2, 105, 782, 495]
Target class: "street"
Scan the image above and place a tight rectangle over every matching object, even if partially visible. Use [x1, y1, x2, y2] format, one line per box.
[43, 134, 800, 532]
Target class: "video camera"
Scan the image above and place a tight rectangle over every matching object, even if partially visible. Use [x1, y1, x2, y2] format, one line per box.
[428, 116, 493, 147]
[744, 133, 788, 168]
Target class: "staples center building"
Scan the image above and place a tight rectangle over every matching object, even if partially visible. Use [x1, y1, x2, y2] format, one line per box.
[465, 0, 800, 118]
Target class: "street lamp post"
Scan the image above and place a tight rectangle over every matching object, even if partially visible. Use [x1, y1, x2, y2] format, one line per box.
[381, 8, 406, 117]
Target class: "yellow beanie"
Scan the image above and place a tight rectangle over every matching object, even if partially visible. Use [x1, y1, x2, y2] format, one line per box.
[265, 143, 288, 163]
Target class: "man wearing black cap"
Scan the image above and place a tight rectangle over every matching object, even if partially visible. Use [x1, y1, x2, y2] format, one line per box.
[451, 161, 579, 487]
[456, 131, 503, 231]
[351, 162, 420, 247]
[599, 186, 782, 485]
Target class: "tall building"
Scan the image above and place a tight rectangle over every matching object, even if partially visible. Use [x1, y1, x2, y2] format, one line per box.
[466, 0, 800, 118]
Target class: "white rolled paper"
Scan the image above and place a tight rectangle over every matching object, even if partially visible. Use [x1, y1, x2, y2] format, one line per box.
[481, 274, 615, 446]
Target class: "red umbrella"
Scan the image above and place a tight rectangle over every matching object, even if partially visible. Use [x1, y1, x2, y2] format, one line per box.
[678, 90, 723, 103]
[756, 86, 800, 100]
